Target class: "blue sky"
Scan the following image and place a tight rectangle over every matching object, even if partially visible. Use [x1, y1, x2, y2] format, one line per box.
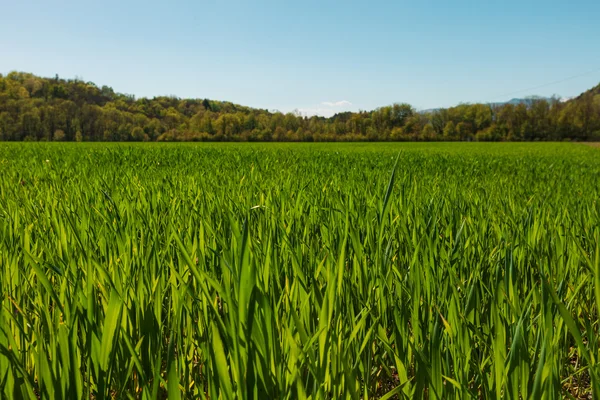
[2, 0, 599, 116]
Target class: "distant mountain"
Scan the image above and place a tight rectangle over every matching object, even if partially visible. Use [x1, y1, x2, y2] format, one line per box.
[420, 96, 554, 113]
[495, 97, 553, 106]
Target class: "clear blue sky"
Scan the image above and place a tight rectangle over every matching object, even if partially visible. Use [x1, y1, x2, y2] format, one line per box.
[2, 0, 599, 116]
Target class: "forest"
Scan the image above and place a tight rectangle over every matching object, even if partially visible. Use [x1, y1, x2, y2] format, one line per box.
[1, 71, 599, 142]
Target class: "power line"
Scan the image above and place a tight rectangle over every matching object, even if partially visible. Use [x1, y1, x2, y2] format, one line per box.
[484, 66, 600, 102]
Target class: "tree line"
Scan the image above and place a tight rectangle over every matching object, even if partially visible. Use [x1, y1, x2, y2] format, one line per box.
[1, 71, 599, 142]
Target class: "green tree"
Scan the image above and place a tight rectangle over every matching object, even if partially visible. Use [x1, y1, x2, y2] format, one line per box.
[456, 122, 473, 140]
[132, 126, 145, 141]
[422, 123, 436, 140]
[443, 121, 456, 139]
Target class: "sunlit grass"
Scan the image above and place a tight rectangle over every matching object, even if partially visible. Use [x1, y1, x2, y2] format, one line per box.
[0, 142, 599, 399]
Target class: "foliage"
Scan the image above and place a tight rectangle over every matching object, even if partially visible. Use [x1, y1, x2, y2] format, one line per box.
[1, 72, 599, 141]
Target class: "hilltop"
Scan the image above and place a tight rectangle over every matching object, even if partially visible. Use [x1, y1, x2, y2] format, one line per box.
[0, 71, 599, 142]
[575, 83, 600, 100]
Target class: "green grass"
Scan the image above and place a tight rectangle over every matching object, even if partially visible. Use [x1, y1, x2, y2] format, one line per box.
[0, 142, 599, 399]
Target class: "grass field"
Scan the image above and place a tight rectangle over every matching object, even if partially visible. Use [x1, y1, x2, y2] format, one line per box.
[1, 142, 599, 399]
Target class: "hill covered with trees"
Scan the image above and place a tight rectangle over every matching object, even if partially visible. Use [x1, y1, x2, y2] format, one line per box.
[1, 71, 599, 142]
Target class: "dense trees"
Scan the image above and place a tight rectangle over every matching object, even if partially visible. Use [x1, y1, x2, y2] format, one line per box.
[1, 71, 599, 141]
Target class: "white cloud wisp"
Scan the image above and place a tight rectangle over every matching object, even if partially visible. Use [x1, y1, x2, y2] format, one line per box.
[321, 100, 352, 107]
